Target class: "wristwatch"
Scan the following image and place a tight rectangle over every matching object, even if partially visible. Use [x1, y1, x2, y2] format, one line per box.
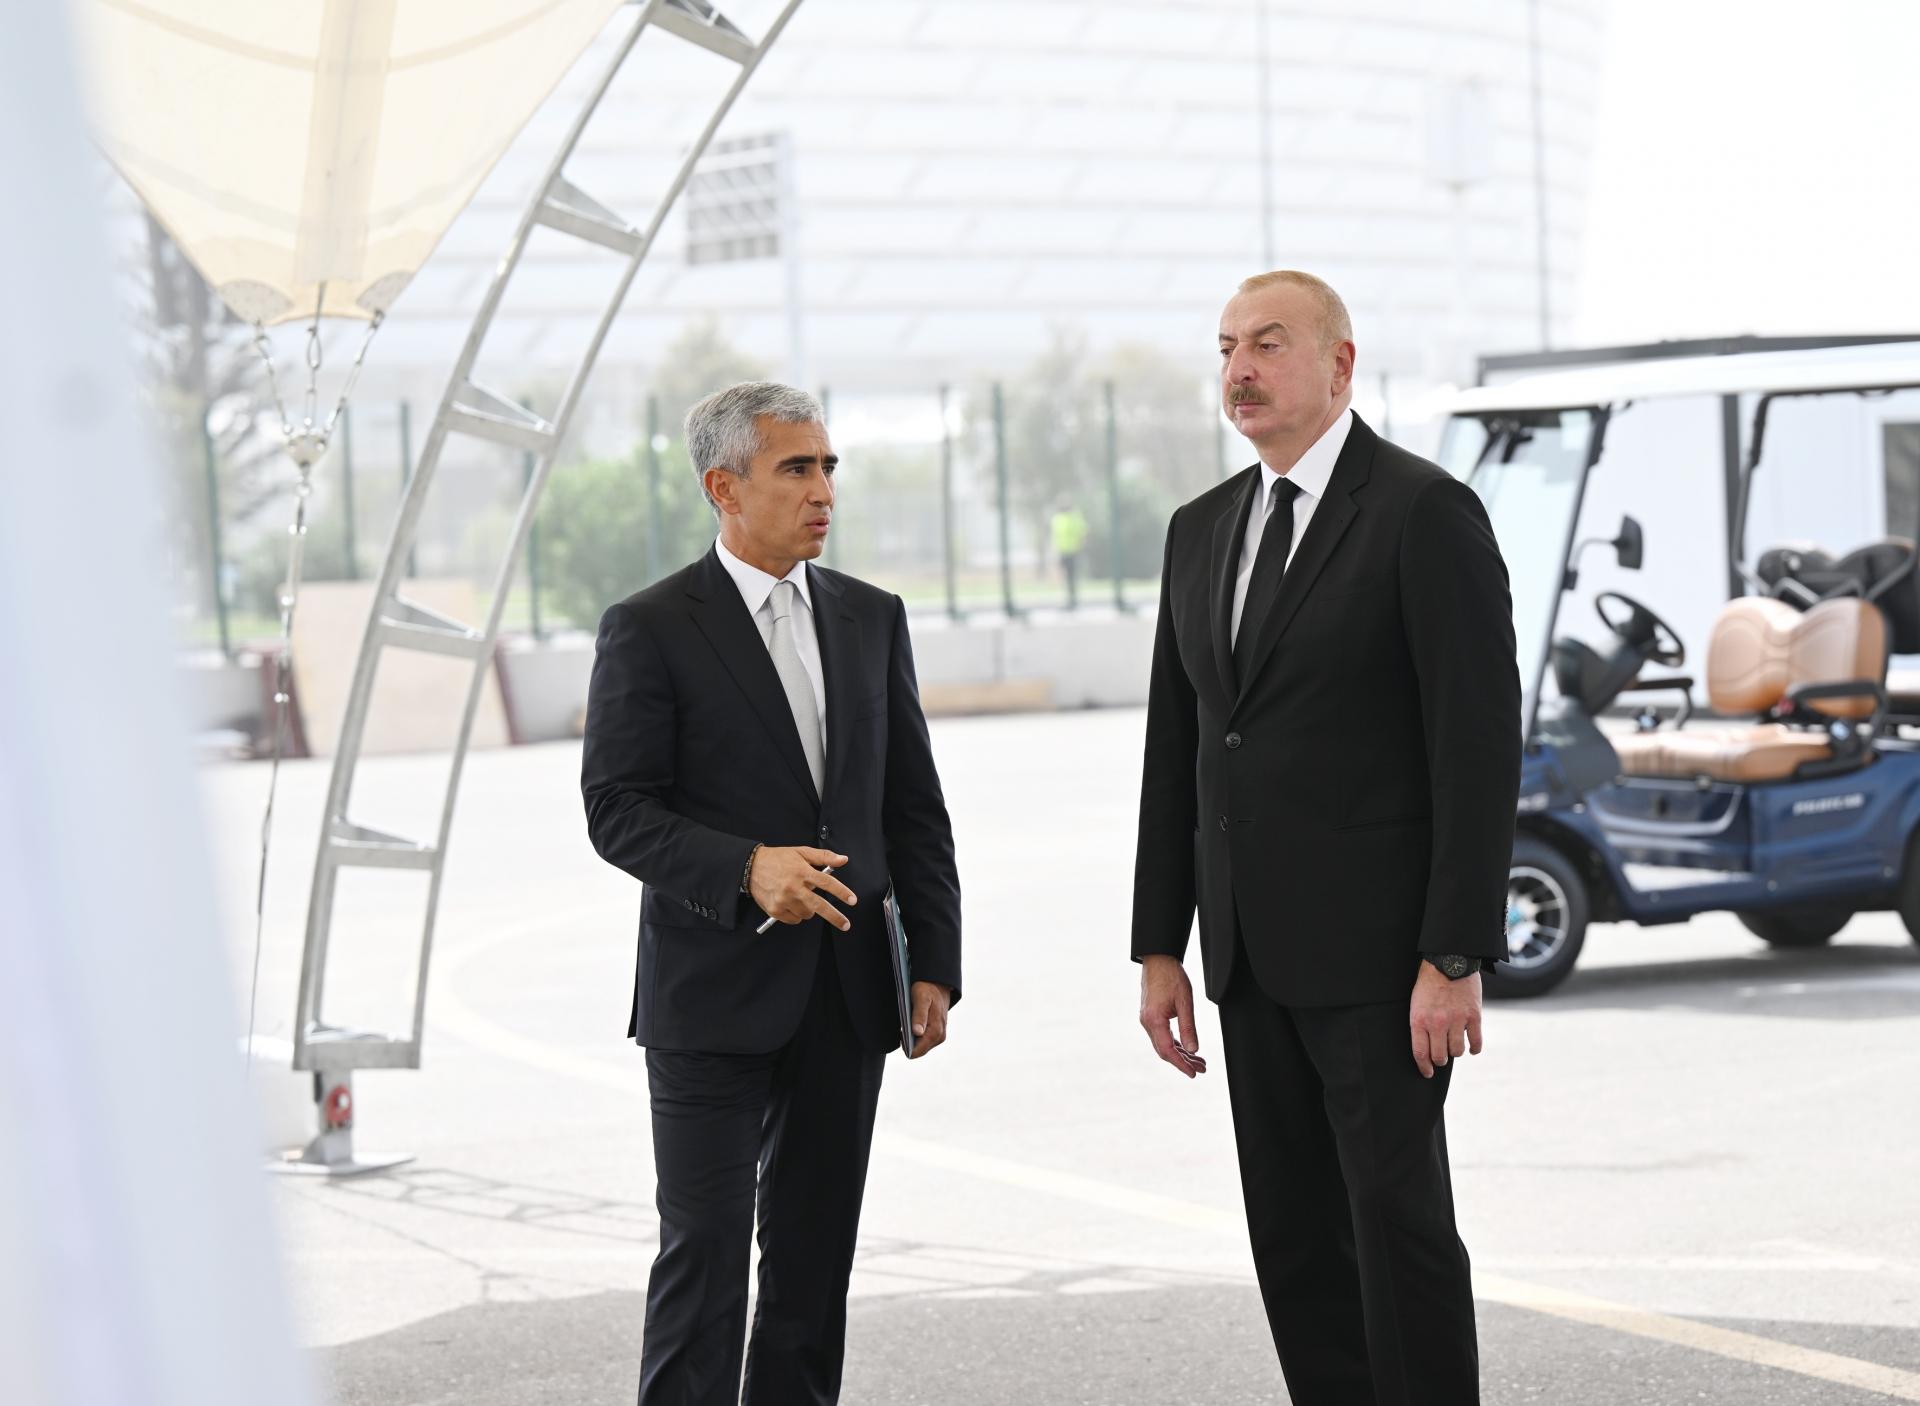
[1423, 953, 1481, 980]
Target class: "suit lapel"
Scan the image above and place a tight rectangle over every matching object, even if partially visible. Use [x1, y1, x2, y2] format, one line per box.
[1232, 416, 1377, 710]
[807, 563, 862, 805]
[1210, 466, 1262, 705]
[686, 547, 820, 806]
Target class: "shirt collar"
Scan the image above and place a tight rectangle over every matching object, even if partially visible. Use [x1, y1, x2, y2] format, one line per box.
[715, 536, 813, 618]
[1260, 406, 1352, 509]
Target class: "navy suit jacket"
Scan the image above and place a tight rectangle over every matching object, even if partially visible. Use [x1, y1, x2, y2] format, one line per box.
[583, 547, 962, 1053]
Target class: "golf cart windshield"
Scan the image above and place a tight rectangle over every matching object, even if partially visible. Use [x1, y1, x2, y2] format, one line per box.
[1441, 410, 1598, 737]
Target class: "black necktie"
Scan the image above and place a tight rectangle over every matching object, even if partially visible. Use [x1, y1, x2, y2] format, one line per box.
[1233, 476, 1303, 683]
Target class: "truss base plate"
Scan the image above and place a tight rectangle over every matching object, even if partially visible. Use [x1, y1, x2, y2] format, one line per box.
[267, 1148, 414, 1179]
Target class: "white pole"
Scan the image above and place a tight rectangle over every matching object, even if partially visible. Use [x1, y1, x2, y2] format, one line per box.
[0, 5, 314, 1404]
[1255, 0, 1275, 267]
[779, 129, 808, 391]
[1527, 0, 1553, 349]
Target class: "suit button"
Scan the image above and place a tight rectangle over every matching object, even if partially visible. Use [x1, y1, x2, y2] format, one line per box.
[682, 898, 692, 909]
[818, 825, 831, 841]
[1225, 732, 1242, 750]
[1218, 815, 1229, 831]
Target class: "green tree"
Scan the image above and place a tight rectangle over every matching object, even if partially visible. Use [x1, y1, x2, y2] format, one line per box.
[968, 330, 1219, 580]
[537, 439, 709, 630]
[1105, 342, 1220, 503]
[230, 507, 356, 625]
[535, 319, 793, 629]
[647, 316, 773, 440]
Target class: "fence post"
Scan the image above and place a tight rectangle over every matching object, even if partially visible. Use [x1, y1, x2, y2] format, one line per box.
[992, 382, 1017, 618]
[939, 384, 961, 621]
[399, 400, 419, 578]
[645, 394, 664, 582]
[1104, 379, 1126, 612]
[339, 406, 359, 580]
[817, 384, 834, 568]
[1215, 397, 1230, 482]
[200, 407, 232, 660]
[521, 399, 543, 642]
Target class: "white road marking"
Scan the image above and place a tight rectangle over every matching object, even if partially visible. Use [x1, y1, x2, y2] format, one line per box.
[1480, 1251, 1920, 1279]
[1475, 1274, 1920, 1402]
[432, 913, 1920, 1400]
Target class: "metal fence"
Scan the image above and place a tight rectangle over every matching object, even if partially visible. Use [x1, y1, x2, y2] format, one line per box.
[173, 377, 1239, 656]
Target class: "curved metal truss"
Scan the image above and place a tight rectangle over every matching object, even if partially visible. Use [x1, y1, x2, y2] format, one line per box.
[283, 0, 804, 1173]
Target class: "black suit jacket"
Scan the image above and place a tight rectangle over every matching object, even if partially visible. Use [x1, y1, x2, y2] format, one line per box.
[1131, 414, 1521, 1006]
[582, 547, 962, 1054]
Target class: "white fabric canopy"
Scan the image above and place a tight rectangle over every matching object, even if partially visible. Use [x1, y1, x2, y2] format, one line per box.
[76, 0, 624, 325]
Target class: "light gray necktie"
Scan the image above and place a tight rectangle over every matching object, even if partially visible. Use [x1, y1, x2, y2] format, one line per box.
[767, 580, 825, 795]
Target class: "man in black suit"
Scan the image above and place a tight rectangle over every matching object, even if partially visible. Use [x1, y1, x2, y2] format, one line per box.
[1132, 271, 1521, 1404]
[582, 381, 962, 1406]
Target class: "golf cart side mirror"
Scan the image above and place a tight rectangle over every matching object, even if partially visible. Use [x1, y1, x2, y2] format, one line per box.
[1615, 516, 1644, 571]
[1566, 515, 1645, 590]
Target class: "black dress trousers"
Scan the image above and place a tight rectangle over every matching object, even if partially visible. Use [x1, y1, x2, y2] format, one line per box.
[639, 938, 886, 1406]
[1217, 961, 1479, 1406]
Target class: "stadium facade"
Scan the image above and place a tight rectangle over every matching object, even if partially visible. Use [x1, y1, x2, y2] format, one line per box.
[346, 0, 1608, 441]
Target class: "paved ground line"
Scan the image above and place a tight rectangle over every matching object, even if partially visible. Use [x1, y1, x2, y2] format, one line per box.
[876, 1131, 1242, 1233]
[432, 962, 1232, 1232]
[1476, 1274, 1920, 1401]
[431, 922, 1920, 1402]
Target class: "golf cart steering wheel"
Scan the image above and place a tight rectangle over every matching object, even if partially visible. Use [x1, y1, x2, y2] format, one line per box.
[1594, 591, 1685, 668]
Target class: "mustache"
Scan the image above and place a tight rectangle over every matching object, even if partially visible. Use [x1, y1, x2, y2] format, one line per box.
[1227, 387, 1269, 405]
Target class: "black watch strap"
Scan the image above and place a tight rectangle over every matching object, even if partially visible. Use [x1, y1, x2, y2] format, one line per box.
[1424, 953, 1481, 980]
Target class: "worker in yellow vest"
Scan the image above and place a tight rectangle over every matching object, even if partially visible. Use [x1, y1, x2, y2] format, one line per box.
[1051, 500, 1090, 610]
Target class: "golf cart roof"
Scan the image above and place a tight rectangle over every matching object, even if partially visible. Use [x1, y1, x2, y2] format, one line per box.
[1448, 344, 1920, 415]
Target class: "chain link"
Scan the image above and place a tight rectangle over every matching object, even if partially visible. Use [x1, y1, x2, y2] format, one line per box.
[252, 323, 294, 439]
[247, 301, 385, 460]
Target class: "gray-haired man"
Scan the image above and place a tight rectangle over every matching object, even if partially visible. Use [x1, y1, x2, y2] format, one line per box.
[581, 382, 963, 1405]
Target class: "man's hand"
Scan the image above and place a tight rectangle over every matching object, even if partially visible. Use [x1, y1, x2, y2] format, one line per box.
[750, 846, 856, 931]
[1138, 954, 1207, 1078]
[1410, 960, 1483, 1078]
[908, 981, 951, 1058]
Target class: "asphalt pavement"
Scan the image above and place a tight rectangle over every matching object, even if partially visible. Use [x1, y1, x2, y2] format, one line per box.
[201, 707, 1920, 1404]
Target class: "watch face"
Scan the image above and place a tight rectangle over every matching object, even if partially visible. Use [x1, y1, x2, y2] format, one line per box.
[1431, 954, 1474, 979]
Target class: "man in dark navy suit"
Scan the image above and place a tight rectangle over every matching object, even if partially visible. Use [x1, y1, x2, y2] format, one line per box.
[582, 381, 962, 1406]
[1131, 272, 1521, 1404]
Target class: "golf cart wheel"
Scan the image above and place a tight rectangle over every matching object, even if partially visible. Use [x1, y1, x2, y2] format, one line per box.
[1734, 907, 1849, 948]
[1897, 831, 1920, 947]
[1484, 837, 1590, 999]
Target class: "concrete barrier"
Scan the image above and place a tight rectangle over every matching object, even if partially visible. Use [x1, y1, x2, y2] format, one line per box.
[180, 601, 1161, 748]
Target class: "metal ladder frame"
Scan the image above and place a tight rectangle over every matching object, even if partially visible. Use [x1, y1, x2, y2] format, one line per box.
[282, 0, 805, 1174]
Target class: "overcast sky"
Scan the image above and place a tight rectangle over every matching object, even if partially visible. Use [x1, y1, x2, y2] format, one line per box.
[1575, 0, 1920, 343]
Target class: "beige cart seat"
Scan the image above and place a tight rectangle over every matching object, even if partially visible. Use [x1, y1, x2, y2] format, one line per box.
[1612, 598, 1886, 783]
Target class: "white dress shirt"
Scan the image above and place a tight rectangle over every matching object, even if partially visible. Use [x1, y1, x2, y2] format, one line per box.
[714, 537, 827, 736]
[1230, 408, 1353, 645]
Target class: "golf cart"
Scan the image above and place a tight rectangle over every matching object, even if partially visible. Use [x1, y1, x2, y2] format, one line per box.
[1440, 346, 1920, 996]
